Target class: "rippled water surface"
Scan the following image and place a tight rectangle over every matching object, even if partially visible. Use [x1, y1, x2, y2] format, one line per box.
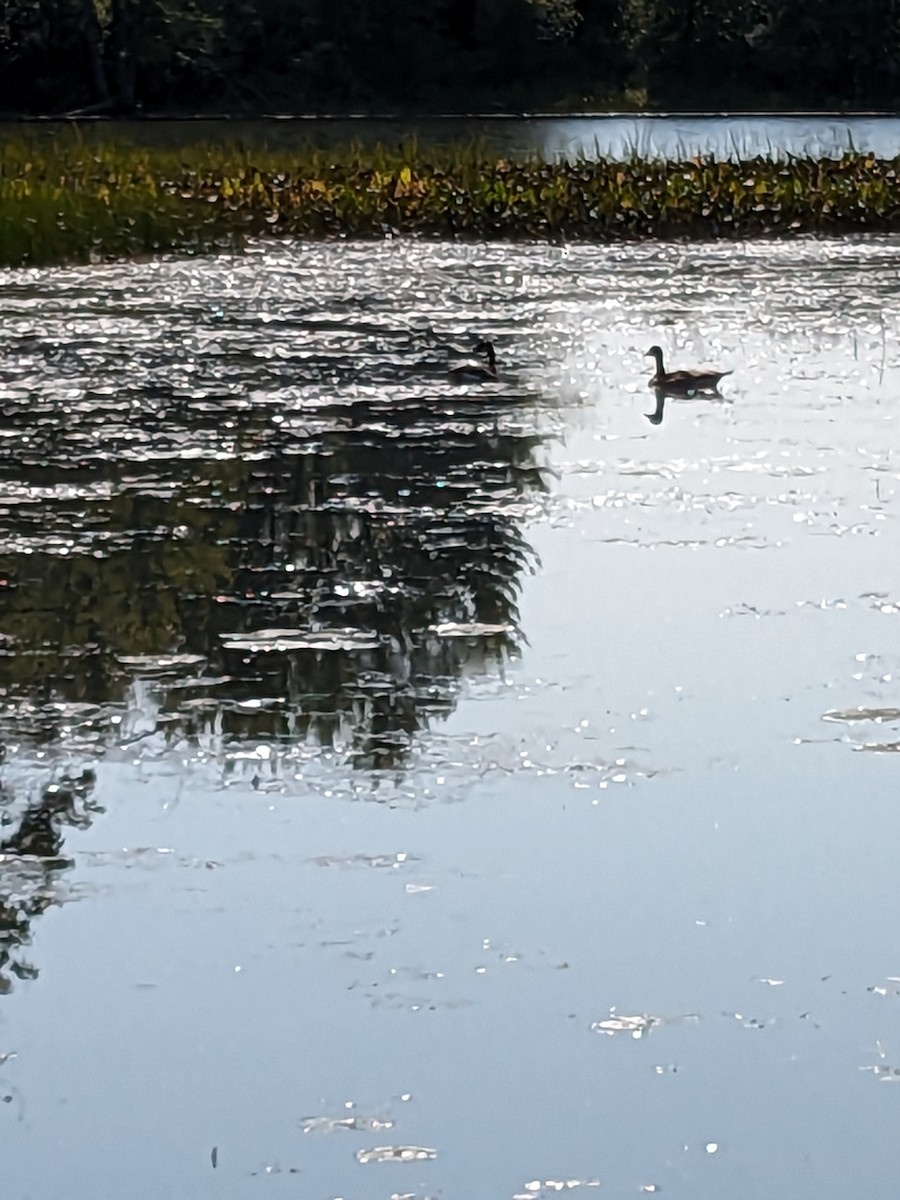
[2, 237, 900, 1198]
[14, 113, 900, 160]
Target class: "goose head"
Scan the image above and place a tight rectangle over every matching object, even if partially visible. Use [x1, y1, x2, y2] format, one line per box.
[473, 339, 497, 373]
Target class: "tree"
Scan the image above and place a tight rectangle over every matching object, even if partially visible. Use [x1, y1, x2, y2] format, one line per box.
[754, 0, 900, 105]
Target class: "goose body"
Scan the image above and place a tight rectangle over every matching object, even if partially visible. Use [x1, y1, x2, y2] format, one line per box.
[646, 345, 731, 395]
[449, 339, 497, 382]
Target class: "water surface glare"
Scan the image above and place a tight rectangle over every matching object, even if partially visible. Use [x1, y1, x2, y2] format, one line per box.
[19, 113, 900, 161]
[2, 238, 900, 1198]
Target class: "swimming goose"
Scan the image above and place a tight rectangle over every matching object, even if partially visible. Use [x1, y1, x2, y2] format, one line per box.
[448, 339, 497, 382]
[646, 345, 731, 394]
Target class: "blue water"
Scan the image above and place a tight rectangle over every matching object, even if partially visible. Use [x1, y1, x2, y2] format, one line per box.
[12, 112, 900, 159]
[2, 237, 900, 1198]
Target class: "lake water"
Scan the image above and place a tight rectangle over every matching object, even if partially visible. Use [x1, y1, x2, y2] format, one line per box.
[15, 112, 900, 160]
[2, 236, 900, 1198]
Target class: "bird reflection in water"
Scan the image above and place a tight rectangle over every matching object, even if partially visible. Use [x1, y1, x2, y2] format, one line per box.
[645, 387, 667, 425]
[644, 381, 734, 426]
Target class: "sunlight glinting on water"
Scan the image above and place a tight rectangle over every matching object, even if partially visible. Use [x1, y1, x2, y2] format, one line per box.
[2, 236, 900, 1199]
[43, 113, 900, 163]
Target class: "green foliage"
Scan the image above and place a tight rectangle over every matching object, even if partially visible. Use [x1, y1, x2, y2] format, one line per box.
[4, 131, 900, 266]
[615, 0, 900, 107]
[1, 0, 899, 112]
[0, 0, 597, 113]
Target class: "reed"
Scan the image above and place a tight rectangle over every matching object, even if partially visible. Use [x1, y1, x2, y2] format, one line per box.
[2, 131, 900, 266]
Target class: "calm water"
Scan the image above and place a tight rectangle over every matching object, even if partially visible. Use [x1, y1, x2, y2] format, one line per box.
[2, 237, 900, 1198]
[14, 113, 900, 160]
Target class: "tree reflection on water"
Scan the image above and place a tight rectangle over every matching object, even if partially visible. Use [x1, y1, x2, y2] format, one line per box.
[0, 766, 99, 993]
[0, 353, 547, 986]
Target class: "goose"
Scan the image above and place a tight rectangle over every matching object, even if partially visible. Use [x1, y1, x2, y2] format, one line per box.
[448, 339, 497, 382]
[646, 345, 731, 395]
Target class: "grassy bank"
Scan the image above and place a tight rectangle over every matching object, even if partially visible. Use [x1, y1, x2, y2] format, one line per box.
[3, 134, 900, 267]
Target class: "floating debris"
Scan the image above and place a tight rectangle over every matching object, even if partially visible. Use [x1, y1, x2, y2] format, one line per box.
[591, 1011, 699, 1039]
[356, 1145, 437, 1164]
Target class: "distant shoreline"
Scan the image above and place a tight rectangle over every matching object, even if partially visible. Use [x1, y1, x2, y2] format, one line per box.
[5, 138, 900, 269]
[4, 110, 900, 123]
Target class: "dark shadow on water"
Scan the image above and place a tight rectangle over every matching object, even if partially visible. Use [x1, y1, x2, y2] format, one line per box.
[0, 379, 545, 771]
[0, 766, 99, 992]
[0, 303, 548, 990]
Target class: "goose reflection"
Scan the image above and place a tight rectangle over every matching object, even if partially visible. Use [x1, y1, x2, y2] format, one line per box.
[645, 387, 667, 425]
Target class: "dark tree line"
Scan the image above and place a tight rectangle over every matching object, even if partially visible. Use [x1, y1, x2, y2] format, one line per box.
[0, 0, 898, 115]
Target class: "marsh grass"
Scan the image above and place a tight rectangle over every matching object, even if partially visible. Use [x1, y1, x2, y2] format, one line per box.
[3, 130, 900, 266]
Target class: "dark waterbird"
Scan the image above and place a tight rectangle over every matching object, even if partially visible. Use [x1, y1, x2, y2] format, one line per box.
[646, 345, 732, 395]
[448, 339, 498, 382]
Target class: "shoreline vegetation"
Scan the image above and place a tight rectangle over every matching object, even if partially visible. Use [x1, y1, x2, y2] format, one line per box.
[6, 107, 900, 121]
[4, 137, 900, 268]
